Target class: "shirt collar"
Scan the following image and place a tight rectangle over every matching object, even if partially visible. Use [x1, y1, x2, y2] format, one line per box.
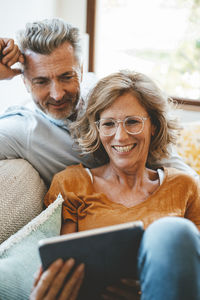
[35, 107, 73, 129]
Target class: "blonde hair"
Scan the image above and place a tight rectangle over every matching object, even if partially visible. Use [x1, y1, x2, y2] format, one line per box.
[71, 70, 180, 165]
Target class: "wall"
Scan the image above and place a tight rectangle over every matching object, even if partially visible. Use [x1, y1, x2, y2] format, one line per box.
[55, 0, 87, 33]
[0, 0, 57, 38]
[176, 105, 200, 123]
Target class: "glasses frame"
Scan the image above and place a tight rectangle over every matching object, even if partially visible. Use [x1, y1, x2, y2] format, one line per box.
[95, 116, 148, 136]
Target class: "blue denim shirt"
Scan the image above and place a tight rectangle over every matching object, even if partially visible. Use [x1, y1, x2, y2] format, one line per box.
[0, 106, 98, 187]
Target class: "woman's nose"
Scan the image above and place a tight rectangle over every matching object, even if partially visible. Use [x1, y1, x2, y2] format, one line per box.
[114, 123, 129, 140]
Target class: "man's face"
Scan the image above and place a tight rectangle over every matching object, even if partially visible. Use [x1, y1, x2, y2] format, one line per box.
[23, 42, 82, 120]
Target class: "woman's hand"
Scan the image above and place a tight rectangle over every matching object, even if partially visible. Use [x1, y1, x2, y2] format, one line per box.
[0, 38, 24, 80]
[30, 258, 85, 300]
[102, 278, 141, 300]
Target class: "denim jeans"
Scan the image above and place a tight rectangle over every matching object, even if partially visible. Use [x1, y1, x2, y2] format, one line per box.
[137, 217, 200, 300]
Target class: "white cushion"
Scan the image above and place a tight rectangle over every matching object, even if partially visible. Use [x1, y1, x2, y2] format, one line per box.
[0, 159, 47, 243]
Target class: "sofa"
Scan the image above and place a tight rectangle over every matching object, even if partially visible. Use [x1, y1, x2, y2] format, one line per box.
[176, 121, 200, 176]
[0, 121, 199, 299]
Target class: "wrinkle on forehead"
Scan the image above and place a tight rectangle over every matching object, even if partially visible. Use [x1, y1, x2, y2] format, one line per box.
[24, 42, 80, 78]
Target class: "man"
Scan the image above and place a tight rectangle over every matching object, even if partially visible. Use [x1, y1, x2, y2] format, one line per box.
[0, 18, 198, 187]
[0, 18, 98, 187]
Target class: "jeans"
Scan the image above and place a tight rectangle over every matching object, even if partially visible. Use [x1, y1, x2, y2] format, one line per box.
[137, 217, 200, 300]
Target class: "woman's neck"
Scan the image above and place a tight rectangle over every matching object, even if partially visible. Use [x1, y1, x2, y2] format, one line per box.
[92, 162, 158, 189]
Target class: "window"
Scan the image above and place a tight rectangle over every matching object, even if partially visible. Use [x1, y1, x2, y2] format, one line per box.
[91, 0, 200, 103]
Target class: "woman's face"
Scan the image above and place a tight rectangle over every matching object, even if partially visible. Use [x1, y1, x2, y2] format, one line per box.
[99, 92, 155, 173]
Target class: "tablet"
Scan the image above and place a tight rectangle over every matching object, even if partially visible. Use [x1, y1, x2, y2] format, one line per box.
[39, 221, 144, 299]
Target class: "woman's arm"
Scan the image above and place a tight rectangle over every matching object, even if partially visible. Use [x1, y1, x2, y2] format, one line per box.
[60, 219, 77, 235]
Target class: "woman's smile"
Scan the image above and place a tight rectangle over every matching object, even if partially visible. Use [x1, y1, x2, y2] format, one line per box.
[112, 143, 137, 153]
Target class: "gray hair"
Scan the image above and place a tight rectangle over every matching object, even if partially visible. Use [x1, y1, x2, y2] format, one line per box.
[71, 70, 180, 166]
[17, 18, 82, 64]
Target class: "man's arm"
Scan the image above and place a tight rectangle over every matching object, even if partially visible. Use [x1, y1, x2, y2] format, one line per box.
[152, 144, 199, 180]
[0, 38, 24, 80]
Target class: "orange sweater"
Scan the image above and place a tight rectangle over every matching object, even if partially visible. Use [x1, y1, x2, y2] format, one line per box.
[44, 164, 200, 230]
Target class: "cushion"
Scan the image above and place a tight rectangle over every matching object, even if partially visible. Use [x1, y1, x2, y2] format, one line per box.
[0, 159, 47, 243]
[0, 194, 63, 300]
[176, 122, 200, 175]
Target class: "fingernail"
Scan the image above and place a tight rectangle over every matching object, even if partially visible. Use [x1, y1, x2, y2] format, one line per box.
[54, 258, 63, 266]
[66, 257, 75, 267]
[33, 268, 40, 279]
[77, 263, 85, 272]
[106, 286, 114, 292]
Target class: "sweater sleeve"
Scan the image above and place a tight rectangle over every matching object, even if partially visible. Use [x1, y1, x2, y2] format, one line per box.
[44, 165, 93, 224]
[184, 178, 200, 227]
[151, 145, 199, 180]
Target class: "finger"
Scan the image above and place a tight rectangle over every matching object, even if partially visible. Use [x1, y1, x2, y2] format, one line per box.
[106, 285, 140, 300]
[106, 285, 128, 297]
[2, 38, 14, 55]
[30, 259, 64, 300]
[9, 68, 22, 76]
[0, 39, 5, 53]
[101, 294, 117, 300]
[19, 54, 25, 64]
[121, 278, 140, 289]
[6, 51, 22, 67]
[45, 258, 75, 299]
[5, 51, 24, 66]
[102, 291, 140, 300]
[32, 266, 43, 288]
[66, 268, 85, 300]
[2, 45, 19, 65]
[58, 263, 85, 300]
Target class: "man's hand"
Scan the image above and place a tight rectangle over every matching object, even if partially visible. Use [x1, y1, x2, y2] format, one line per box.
[30, 258, 85, 300]
[0, 38, 24, 80]
[102, 278, 141, 300]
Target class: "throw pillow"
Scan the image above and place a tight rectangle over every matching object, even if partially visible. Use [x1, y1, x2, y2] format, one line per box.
[0, 159, 47, 243]
[176, 122, 200, 175]
[0, 194, 63, 300]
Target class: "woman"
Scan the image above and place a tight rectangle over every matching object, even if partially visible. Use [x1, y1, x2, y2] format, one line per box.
[32, 70, 200, 300]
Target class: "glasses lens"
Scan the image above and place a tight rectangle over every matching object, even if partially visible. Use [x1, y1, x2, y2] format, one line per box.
[99, 119, 116, 136]
[124, 116, 143, 134]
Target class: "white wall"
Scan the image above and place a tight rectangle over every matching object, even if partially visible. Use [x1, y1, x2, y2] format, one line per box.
[55, 0, 87, 33]
[0, 0, 57, 38]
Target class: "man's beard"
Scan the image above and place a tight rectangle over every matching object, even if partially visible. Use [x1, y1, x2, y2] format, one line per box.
[35, 91, 81, 120]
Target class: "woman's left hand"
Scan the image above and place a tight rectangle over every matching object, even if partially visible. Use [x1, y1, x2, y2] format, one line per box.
[101, 278, 141, 300]
[30, 258, 85, 300]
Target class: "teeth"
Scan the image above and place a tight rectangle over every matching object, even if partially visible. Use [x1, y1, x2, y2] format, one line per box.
[113, 145, 134, 153]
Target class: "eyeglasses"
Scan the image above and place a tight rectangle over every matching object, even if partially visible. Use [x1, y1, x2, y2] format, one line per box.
[95, 116, 148, 136]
